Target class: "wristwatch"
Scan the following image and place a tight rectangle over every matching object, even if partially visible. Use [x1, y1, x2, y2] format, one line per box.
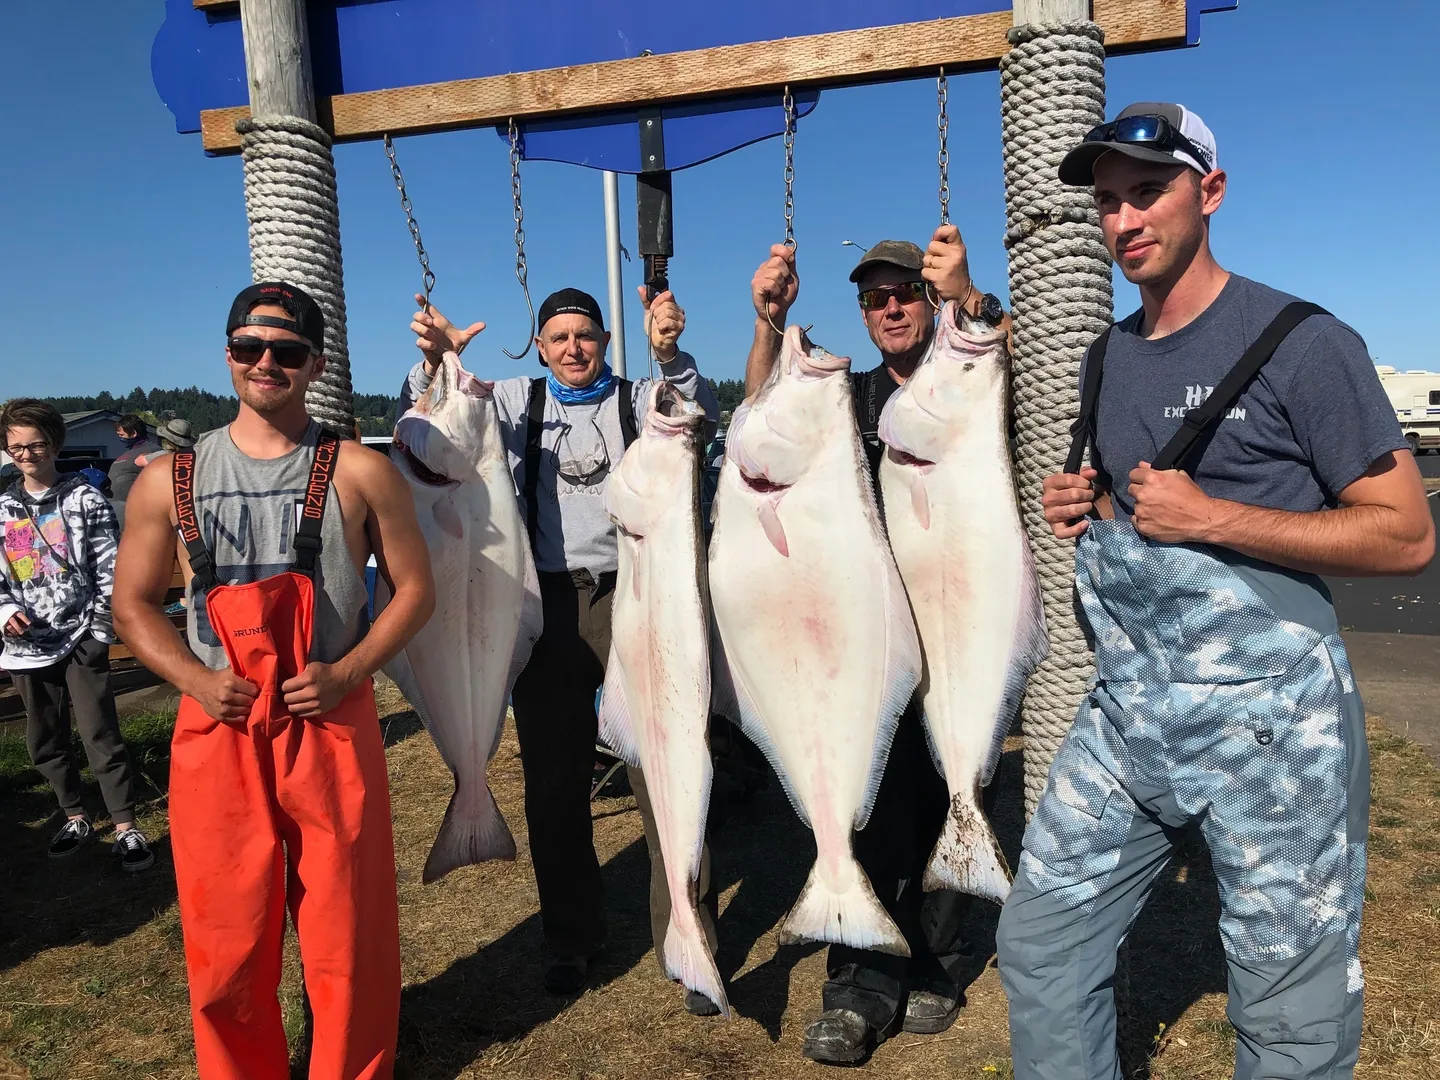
[959, 282, 1006, 327]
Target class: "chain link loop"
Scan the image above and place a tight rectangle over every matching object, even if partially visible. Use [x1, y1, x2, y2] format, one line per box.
[383, 134, 436, 310]
[937, 69, 951, 226]
[502, 118, 537, 361]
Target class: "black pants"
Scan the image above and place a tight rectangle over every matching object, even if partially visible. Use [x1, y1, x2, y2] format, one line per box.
[822, 701, 996, 1030]
[14, 634, 137, 825]
[512, 570, 717, 961]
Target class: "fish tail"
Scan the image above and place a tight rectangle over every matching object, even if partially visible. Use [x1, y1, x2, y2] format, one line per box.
[662, 914, 730, 1019]
[781, 861, 910, 956]
[422, 778, 517, 883]
[922, 791, 1012, 903]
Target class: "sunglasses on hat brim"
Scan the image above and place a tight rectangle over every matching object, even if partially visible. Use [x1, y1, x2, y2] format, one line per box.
[1083, 114, 1212, 173]
[227, 336, 317, 370]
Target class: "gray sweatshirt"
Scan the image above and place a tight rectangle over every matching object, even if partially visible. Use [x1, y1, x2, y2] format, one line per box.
[401, 354, 718, 576]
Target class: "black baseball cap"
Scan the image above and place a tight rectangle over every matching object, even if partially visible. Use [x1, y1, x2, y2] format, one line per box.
[226, 282, 326, 353]
[847, 240, 925, 285]
[537, 288, 605, 334]
[1059, 102, 1219, 186]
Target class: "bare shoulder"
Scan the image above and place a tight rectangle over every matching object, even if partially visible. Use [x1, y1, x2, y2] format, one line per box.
[129, 452, 179, 526]
[334, 437, 408, 508]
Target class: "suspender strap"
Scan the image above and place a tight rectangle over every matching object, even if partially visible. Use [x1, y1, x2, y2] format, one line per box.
[292, 430, 340, 578]
[1152, 301, 1329, 473]
[618, 379, 638, 449]
[1064, 326, 1113, 475]
[172, 450, 217, 596]
[524, 377, 547, 550]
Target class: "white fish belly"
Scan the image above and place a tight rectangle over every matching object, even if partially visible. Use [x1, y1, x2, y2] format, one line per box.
[710, 459, 897, 864]
[611, 521, 711, 896]
[882, 459, 1030, 791]
[403, 464, 528, 795]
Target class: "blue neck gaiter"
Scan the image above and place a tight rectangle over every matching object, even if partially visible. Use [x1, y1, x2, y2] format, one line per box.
[547, 363, 615, 406]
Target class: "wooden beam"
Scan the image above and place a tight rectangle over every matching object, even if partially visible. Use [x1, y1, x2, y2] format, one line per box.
[194, 0, 235, 8]
[240, 0, 316, 121]
[199, 2, 1184, 153]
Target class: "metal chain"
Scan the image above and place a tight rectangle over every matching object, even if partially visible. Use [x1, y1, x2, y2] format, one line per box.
[383, 134, 436, 310]
[502, 118, 536, 361]
[783, 85, 797, 249]
[937, 69, 951, 226]
[765, 86, 799, 337]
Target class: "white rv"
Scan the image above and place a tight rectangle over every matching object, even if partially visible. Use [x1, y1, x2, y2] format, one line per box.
[1376, 366, 1440, 453]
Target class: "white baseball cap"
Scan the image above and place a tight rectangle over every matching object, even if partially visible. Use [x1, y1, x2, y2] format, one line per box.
[1059, 102, 1218, 186]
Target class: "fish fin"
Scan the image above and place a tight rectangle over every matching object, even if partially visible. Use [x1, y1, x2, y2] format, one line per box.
[663, 915, 730, 1019]
[757, 499, 789, 557]
[982, 539, 1050, 786]
[422, 778, 517, 883]
[911, 472, 931, 530]
[597, 649, 642, 768]
[855, 559, 923, 831]
[922, 789, 1012, 902]
[375, 572, 436, 737]
[722, 648, 812, 830]
[433, 493, 465, 538]
[781, 859, 910, 956]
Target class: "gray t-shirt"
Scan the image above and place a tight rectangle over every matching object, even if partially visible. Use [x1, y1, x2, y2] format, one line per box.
[1087, 274, 1406, 517]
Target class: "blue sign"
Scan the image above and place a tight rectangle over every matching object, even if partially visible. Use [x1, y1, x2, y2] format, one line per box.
[152, 0, 1237, 168]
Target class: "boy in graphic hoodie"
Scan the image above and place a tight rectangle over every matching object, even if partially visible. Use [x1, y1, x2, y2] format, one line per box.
[1, 399, 152, 869]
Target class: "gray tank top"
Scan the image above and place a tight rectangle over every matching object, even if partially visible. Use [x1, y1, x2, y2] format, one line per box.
[184, 422, 369, 671]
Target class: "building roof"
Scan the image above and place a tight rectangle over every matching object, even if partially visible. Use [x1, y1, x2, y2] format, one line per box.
[62, 409, 122, 426]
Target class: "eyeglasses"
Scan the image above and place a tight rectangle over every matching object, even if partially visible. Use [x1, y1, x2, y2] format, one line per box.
[5, 441, 49, 459]
[227, 335, 316, 370]
[1082, 114, 1212, 173]
[555, 418, 611, 486]
[858, 281, 929, 311]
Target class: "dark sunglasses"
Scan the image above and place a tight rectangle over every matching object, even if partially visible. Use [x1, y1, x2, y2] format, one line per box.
[858, 281, 929, 311]
[227, 335, 315, 370]
[1083, 114, 1213, 172]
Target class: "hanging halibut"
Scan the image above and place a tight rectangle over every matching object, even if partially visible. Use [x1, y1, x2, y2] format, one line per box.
[598, 381, 727, 1016]
[382, 351, 542, 883]
[708, 326, 921, 956]
[878, 303, 1047, 903]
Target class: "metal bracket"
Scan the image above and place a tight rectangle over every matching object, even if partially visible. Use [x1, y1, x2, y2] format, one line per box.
[637, 108, 673, 301]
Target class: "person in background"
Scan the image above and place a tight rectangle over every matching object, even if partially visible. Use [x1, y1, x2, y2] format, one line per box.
[107, 413, 160, 530]
[138, 418, 197, 465]
[0, 398, 152, 870]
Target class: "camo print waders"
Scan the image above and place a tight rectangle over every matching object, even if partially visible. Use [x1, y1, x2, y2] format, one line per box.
[997, 304, 1368, 1080]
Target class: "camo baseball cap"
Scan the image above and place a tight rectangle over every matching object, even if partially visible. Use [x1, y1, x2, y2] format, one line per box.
[847, 240, 925, 285]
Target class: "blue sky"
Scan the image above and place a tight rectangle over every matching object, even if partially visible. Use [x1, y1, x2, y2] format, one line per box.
[2, 1, 1437, 400]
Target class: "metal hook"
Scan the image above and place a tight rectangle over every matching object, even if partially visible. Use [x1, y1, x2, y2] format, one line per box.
[502, 118, 536, 360]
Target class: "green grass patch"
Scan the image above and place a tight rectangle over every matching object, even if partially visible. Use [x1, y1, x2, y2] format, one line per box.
[0, 709, 176, 797]
[1375, 815, 1407, 828]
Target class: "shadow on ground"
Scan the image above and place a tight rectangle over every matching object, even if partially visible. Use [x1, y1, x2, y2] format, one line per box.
[393, 838, 655, 1080]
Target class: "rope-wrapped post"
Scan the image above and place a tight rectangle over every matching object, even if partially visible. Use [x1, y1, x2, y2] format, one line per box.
[237, 115, 356, 437]
[1000, 21, 1112, 816]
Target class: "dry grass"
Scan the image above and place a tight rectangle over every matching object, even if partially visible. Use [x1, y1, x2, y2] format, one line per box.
[0, 686, 1436, 1079]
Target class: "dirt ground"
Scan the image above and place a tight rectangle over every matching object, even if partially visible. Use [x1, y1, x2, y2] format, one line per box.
[0, 681, 1436, 1079]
